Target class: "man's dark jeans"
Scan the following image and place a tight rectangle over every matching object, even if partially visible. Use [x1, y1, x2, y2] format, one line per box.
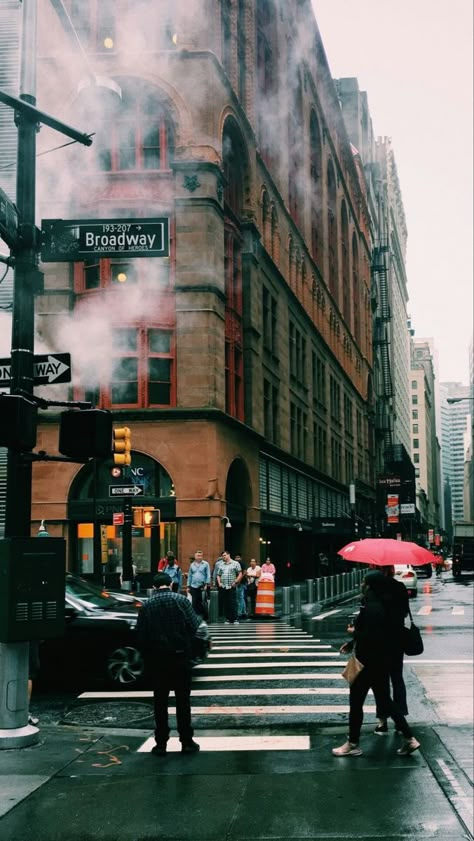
[190, 586, 208, 619]
[375, 645, 408, 717]
[349, 661, 412, 744]
[221, 587, 238, 623]
[151, 654, 194, 747]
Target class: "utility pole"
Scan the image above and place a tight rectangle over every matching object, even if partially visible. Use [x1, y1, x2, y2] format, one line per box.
[0, 0, 92, 748]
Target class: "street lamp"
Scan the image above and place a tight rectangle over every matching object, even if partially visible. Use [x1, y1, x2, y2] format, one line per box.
[294, 522, 303, 532]
[221, 516, 232, 528]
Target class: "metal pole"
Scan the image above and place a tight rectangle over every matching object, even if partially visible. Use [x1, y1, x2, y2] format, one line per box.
[0, 0, 39, 748]
[122, 498, 133, 586]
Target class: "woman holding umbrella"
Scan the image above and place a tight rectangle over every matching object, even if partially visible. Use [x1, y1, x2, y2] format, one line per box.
[332, 570, 420, 757]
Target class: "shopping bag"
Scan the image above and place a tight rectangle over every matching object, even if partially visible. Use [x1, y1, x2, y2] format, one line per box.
[341, 655, 364, 685]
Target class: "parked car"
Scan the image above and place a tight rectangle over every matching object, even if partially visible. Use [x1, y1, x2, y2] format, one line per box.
[416, 562, 433, 579]
[393, 564, 418, 597]
[38, 574, 145, 688]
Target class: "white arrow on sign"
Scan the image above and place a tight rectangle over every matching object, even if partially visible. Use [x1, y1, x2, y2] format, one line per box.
[33, 355, 70, 383]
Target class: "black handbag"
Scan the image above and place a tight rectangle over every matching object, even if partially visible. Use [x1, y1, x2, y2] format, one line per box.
[403, 606, 424, 656]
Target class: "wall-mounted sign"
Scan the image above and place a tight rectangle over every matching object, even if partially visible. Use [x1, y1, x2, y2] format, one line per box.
[41, 217, 169, 262]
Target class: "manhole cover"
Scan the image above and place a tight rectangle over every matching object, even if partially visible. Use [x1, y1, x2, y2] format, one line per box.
[62, 702, 153, 727]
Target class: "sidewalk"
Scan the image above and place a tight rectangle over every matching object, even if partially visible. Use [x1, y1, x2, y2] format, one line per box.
[0, 721, 472, 840]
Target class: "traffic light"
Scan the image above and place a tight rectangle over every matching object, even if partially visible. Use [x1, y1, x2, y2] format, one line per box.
[132, 507, 160, 527]
[113, 426, 131, 465]
[0, 394, 37, 451]
[58, 409, 112, 460]
[143, 507, 160, 527]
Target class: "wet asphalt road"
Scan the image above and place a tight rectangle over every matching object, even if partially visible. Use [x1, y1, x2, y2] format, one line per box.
[4, 570, 472, 841]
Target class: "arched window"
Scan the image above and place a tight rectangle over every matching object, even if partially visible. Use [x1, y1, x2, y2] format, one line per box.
[288, 70, 303, 226]
[223, 118, 246, 422]
[256, 0, 277, 168]
[288, 236, 296, 291]
[327, 159, 338, 302]
[262, 189, 271, 253]
[221, 0, 232, 79]
[341, 200, 350, 323]
[95, 79, 175, 172]
[271, 203, 280, 264]
[310, 111, 323, 268]
[352, 233, 361, 344]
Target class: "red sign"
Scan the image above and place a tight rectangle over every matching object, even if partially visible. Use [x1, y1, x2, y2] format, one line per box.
[113, 512, 124, 526]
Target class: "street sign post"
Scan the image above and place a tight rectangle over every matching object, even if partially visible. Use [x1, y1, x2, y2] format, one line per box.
[0, 353, 71, 386]
[41, 217, 169, 262]
[109, 485, 143, 498]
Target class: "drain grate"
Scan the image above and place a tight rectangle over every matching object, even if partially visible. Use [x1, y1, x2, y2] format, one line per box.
[62, 702, 153, 727]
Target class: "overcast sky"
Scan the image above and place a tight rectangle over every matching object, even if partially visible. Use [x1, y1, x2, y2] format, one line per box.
[313, 0, 473, 385]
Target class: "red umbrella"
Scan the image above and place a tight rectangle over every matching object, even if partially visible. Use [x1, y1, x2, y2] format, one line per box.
[337, 538, 436, 567]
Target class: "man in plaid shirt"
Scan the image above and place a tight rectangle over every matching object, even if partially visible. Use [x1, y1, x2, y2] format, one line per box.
[136, 573, 201, 755]
[216, 550, 242, 624]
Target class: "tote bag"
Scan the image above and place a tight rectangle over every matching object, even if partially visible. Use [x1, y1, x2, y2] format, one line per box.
[403, 607, 424, 656]
[341, 654, 364, 685]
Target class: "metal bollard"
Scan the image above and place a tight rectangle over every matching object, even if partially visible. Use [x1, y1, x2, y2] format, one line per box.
[315, 578, 322, 602]
[293, 584, 302, 614]
[146, 588, 154, 598]
[306, 579, 314, 603]
[208, 589, 219, 623]
[282, 586, 291, 615]
[322, 577, 328, 600]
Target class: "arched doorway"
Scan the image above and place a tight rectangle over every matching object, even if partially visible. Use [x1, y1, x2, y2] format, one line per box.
[68, 453, 176, 588]
[225, 457, 252, 555]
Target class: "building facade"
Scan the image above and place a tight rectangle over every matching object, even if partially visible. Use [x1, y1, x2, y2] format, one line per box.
[3, 0, 378, 584]
[440, 381, 472, 536]
[410, 338, 441, 538]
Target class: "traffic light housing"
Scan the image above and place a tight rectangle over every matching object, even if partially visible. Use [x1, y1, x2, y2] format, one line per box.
[132, 507, 160, 527]
[58, 409, 112, 460]
[113, 426, 132, 465]
[0, 394, 37, 451]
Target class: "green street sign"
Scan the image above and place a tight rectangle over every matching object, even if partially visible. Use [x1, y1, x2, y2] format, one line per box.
[41, 217, 169, 262]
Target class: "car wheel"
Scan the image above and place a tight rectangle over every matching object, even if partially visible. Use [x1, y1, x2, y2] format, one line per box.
[106, 645, 144, 686]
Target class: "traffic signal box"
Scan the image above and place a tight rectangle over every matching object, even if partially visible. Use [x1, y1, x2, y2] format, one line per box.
[59, 409, 113, 460]
[0, 537, 66, 642]
[132, 507, 160, 527]
[0, 394, 37, 451]
[113, 426, 132, 465]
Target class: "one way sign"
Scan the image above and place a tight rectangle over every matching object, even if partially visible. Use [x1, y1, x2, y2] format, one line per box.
[0, 352, 72, 386]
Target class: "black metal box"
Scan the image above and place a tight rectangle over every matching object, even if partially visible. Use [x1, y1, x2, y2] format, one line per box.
[0, 538, 66, 642]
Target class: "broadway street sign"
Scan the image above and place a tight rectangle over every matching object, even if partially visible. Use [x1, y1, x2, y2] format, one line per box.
[109, 485, 144, 498]
[41, 217, 169, 262]
[0, 353, 71, 386]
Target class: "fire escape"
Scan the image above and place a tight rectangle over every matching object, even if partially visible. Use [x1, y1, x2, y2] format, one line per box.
[371, 236, 393, 448]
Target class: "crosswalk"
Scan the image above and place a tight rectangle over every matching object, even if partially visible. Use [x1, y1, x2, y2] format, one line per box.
[78, 621, 376, 746]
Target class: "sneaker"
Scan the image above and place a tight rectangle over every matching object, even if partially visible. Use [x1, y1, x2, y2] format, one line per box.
[151, 745, 167, 757]
[233, 620, 239, 625]
[374, 722, 388, 735]
[397, 737, 420, 756]
[181, 740, 200, 754]
[28, 714, 39, 727]
[224, 620, 230, 624]
[332, 741, 362, 757]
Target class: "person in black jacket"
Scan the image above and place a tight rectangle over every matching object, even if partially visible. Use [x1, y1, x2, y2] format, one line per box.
[374, 565, 410, 733]
[136, 573, 201, 756]
[332, 571, 420, 757]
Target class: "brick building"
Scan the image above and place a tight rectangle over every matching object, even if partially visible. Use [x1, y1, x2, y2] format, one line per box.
[26, 0, 375, 585]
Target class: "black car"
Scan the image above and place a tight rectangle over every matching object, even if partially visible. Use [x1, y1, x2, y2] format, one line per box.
[38, 574, 145, 688]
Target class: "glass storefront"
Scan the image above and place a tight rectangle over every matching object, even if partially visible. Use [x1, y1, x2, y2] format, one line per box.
[69, 453, 177, 585]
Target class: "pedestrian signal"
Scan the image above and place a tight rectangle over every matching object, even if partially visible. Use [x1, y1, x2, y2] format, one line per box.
[59, 409, 112, 459]
[132, 507, 160, 528]
[113, 426, 131, 465]
[143, 507, 160, 527]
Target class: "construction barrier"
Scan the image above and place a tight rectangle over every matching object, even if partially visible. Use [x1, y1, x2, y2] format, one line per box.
[255, 579, 275, 616]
